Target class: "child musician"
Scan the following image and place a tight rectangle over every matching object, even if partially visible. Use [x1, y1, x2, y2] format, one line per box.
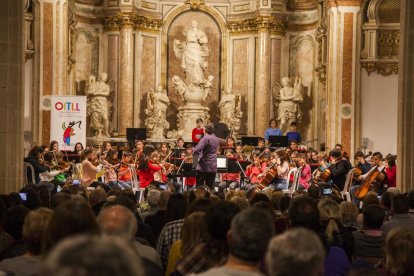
[137, 149, 162, 189]
[219, 150, 240, 190]
[81, 148, 105, 186]
[103, 149, 131, 189]
[117, 152, 134, 189]
[297, 153, 311, 190]
[192, 118, 204, 144]
[245, 153, 267, 192]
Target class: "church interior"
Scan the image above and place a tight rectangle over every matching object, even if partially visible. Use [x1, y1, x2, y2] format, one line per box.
[1, 1, 414, 275]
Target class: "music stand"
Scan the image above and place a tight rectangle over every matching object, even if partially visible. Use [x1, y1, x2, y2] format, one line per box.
[241, 136, 260, 146]
[126, 128, 147, 141]
[217, 155, 228, 173]
[268, 135, 289, 147]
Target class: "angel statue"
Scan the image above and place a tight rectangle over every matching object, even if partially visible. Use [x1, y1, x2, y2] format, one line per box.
[145, 86, 170, 139]
[218, 89, 243, 136]
[274, 76, 304, 130]
[173, 20, 210, 86]
[86, 72, 114, 137]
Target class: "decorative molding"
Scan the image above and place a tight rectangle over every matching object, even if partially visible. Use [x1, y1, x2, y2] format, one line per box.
[315, 64, 326, 84]
[287, 0, 319, 11]
[24, 11, 35, 62]
[68, 8, 77, 73]
[361, 62, 399, 76]
[103, 12, 163, 33]
[378, 30, 400, 58]
[314, 0, 327, 84]
[227, 16, 286, 35]
[184, 0, 205, 10]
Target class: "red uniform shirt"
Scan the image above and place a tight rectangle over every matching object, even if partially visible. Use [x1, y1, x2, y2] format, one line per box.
[192, 128, 204, 144]
[138, 161, 162, 188]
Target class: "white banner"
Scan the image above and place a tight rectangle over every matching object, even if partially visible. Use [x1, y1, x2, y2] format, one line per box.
[51, 96, 87, 151]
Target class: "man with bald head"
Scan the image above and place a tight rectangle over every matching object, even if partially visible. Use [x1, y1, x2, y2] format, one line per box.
[97, 205, 161, 267]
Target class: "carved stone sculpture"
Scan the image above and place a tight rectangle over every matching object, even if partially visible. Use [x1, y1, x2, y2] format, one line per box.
[274, 76, 304, 130]
[86, 73, 112, 138]
[171, 20, 213, 140]
[218, 89, 243, 136]
[145, 86, 170, 139]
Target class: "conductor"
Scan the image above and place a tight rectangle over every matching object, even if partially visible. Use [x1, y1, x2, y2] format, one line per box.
[193, 123, 226, 189]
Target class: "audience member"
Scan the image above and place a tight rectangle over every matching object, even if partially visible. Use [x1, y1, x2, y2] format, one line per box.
[409, 190, 414, 214]
[88, 188, 107, 216]
[339, 201, 359, 228]
[145, 190, 171, 239]
[198, 208, 274, 276]
[382, 194, 414, 235]
[40, 235, 145, 276]
[0, 205, 30, 260]
[141, 189, 160, 222]
[0, 208, 53, 276]
[353, 205, 385, 264]
[175, 201, 240, 275]
[267, 228, 325, 276]
[97, 205, 161, 270]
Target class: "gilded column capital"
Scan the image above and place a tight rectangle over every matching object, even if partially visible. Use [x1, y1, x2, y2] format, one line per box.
[104, 13, 163, 32]
[135, 16, 163, 33]
[227, 16, 285, 35]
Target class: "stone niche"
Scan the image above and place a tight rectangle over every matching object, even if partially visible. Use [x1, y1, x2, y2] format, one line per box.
[166, 10, 222, 127]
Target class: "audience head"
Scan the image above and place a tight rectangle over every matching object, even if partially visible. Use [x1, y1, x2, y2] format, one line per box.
[249, 193, 270, 206]
[384, 227, 414, 275]
[206, 201, 240, 242]
[181, 212, 209, 255]
[19, 186, 42, 210]
[44, 199, 99, 252]
[147, 189, 160, 208]
[380, 191, 394, 210]
[288, 196, 320, 233]
[97, 205, 137, 242]
[1, 205, 30, 241]
[279, 195, 291, 214]
[230, 196, 249, 210]
[307, 184, 321, 201]
[267, 228, 325, 276]
[339, 201, 359, 226]
[41, 235, 144, 276]
[363, 205, 385, 230]
[158, 190, 171, 209]
[50, 192, 72, 209]
[392, 194, 410, 215]
[89, 189, 107, 207]
[408, 190, 414, 210]
[23, 207, 53, 255]
[363, 191, 379, 208]
[229, 208, 274, 263]
[186, 198, 212, 217]
[318, 198, 341, 242]
[165, 193, 187, 223]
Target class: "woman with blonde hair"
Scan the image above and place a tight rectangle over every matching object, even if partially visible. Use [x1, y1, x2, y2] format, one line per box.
[382, 227, 414, 275]
[318, 198, 354, 259]
[165, 212, 209, 276]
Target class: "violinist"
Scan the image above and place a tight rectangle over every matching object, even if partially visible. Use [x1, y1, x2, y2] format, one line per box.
[312, 152, 330, 181]
[137, 147, 162, 189]
[39, 152, 70, 183]
[245, 153, 266, 187]
[73, 142, 84, 155]
[176, 137, 185, 150]
[159, 143, 171, 160]
[297, 153, 311, 190]
[50, 140, 60, 153]
[133, 140, 144, 158]
[328, 149, 353, 191]
[335, 143, 350, 160]
[219, 149, 240, 190]
[235, 144, 247, 161]
[81, 148, 105, 187]
[24, 146, 50, 184]
[116, 152, 133, 188]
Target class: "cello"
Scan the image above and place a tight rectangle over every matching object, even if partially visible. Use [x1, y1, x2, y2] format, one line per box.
[354, 165, 386, 200]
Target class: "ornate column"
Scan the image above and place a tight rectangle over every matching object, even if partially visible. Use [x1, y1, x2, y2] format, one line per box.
[397, 0, 414, 192]
[118, 13, 135, 135]
[254, 16, 272, 137]
[325, 0, 362, 154]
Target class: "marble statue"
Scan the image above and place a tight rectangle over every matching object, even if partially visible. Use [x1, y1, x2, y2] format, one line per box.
[145, 86, 170, 139]
[218, 89, 243, 136]
[171, 20, 213, 140]
[86, 72, 112, 137]
[275, 76, 304, 130]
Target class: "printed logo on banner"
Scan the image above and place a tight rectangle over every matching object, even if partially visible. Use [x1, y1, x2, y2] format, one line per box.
[51, 96, 87, 151]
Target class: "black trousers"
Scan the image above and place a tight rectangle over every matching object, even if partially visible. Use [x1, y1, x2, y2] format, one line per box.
[196, 171, 216, 189]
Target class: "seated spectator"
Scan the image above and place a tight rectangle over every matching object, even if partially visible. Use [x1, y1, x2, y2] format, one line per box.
[166, 212, 208, 276]
[175, 201, 240, 275]
[340, 201, 359, 229]
[0, 205, 30, 261]
[39, 235, 144, 276]
[97, 205, 161, 270]
[145, 190, 171, 239]
[381, 227, 414, 275]
[140, 189, 160, 222]
[382, 194, 414, 236]
[43, 199, 100, 253]
[408, 190, 414, 215]
[266, 228, 325, 276]
[379, 191, 394, 221]
[198, 208, 274, 276]
[353, 205, 385, 264]
[88, 189, 107, 216]
[0, 208, 53, 276]
[275, 195, 291, 234]
[50, 192, 71, 209]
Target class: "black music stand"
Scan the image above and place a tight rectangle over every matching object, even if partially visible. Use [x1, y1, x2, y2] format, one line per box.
[216, 155, 228, 173]
[268, 135, 289, 148]
[241, 136, 260, 146]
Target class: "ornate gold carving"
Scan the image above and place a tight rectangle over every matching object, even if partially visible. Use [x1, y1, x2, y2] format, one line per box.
[184, 0, 205, 10]
[378, 30, 400, 58]
[104, 13, 163, 32]
[314, 0, 327, 84]
[361, 62, 398, 76]
[227, 16, 285, 35]
[68, 9, 77, 73]
[315, 64, 326, 84]
[24, 9, 35, 62]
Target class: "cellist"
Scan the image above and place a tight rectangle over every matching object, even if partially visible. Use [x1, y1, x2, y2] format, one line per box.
[349, 151, 372, 203]
[328, 149, 353, 191]
[356, 152, 388, 195]
[261, 150, 290, 191]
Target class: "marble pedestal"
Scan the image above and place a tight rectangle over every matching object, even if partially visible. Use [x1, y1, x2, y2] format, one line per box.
[177, 105, 210, 141]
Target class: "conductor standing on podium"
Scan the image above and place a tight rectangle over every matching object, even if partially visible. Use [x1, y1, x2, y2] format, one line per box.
[193, 123, 226, 189]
